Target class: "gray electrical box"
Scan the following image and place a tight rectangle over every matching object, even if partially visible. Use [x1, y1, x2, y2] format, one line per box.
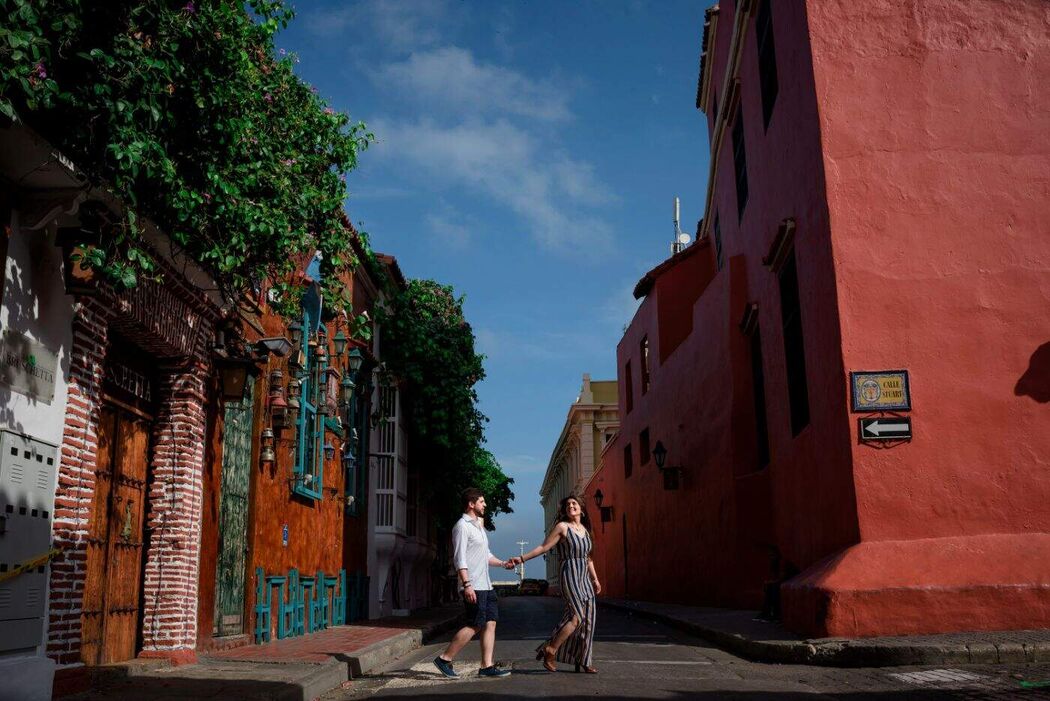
[0, 430, 58, 653]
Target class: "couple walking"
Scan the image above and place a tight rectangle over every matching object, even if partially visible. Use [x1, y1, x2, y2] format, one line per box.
[433, 489, 601, 679]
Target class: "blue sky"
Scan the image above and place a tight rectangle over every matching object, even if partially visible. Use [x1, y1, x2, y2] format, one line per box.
[279, 0, 712, 577]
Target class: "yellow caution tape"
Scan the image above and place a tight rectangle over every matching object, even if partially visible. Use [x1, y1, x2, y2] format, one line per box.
[0, 548, 61, 584]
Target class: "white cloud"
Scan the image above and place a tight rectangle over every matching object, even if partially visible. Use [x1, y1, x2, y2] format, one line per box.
[369, 117, 616, 255]
[427, 211, 471, 248]
[375, 47, 572, 122]
[303, 0, 455, 52]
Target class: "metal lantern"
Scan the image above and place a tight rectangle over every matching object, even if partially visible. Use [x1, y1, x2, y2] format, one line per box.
[288, 320, 303, 347]
[260, 428, 276, 464]
[340, 373, 355, 406]
[269, 368, 284, 388]
[333, 330, 348, 357]
[346, 347, 364, 374]
[288, 348, 304, 375]
[323, 441, 336, 460]
[269, 393, 288, 426]
[594, 489, 605, 508]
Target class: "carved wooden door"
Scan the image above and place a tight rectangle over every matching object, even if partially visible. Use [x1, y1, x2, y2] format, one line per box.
[81, 404, 150, 664]
[214, 376, 254, 636]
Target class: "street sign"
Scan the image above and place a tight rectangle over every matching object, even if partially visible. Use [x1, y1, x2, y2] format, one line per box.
[859, 417, 912, 441]
[850, 370, 911, 412]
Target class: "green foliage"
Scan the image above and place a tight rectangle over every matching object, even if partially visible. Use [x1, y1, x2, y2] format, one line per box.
[379, 280, 514, 529]
[0, 0, 371, 309]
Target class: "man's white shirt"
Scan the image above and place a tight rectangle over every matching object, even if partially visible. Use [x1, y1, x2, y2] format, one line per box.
[452, 513, 495, 592]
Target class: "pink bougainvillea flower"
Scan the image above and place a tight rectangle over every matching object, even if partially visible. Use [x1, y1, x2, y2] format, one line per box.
[182, 1, 195, 13]
[34, 61, 47, 79]
[324, 107, 334, 115]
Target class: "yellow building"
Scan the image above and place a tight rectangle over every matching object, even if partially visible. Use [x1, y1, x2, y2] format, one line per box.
[538, 374, 619, 591]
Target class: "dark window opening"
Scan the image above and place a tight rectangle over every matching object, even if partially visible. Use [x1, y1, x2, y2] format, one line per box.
[640, 428, 651, 465]
[750, 327, 771, 469]
[713, 213, 724, 271]
[624, 361, 634, 414]
[756, 0, 779, 129]
[732, 109, 749, 219]
[624, 443, 633, 479]
[640, 336, 651, 394]
[779, 250, 811, 435]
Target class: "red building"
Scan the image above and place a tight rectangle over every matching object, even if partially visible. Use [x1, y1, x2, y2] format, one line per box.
[587, 0, 1050, 638]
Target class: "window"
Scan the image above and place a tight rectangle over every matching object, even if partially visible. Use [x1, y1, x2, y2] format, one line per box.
[732, 108, 749, 219]
[750, 326, 771, 469]
[640, 336, 651, 394]
[293, 311, 324, 500]
[624, 443, 633, 479]
[639, 428, 651, 466]
[779, 250, 810, 435]
[624, 361, 634, 414]
[344, 371, 370, 516]
[713, 213, 724, 271]
[756, 0, 779, 129]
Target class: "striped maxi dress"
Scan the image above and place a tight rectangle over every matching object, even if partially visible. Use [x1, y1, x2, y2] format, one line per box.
[538, 526, 596, 667]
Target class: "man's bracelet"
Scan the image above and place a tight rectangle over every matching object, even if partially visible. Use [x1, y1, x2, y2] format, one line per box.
[463, 582, 472, 588]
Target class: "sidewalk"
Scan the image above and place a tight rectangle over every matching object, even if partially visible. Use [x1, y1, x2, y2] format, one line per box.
[66, 604, 463, 701]
[599, 597, 1050, 667]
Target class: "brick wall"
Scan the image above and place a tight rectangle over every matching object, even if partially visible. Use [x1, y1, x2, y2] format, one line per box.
[47, 248, 219, 665]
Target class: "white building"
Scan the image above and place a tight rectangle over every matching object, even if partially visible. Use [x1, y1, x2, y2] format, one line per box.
[364, 259, 435, 619]
[538, 374, 618, 591]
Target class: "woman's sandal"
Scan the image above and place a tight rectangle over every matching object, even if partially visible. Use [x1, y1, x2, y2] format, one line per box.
[538, 645, 557, 672]
[574, 664, 598, 674]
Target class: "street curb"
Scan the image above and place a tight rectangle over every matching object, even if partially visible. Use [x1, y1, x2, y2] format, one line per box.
[341, 608, 464, 678]
[598, 599, 1050, 667]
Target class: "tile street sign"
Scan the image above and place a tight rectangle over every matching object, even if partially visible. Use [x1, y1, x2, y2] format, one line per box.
[850, 370, 911, 412]
[859, 417, 912, 441]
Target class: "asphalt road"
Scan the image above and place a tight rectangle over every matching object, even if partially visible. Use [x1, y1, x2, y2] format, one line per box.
[324, 596, 1050, 701]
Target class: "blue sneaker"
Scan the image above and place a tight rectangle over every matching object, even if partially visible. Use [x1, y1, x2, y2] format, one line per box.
[478, 664, 511, 678]
[433, 656, 458, 678]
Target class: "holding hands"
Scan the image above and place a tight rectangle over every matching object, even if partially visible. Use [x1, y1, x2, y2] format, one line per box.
[503, 556, 523, 570]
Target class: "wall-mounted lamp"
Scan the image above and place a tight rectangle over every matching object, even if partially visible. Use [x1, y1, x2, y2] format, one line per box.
[652, 441, 681, 490]
[346, 348, 364, 374]
[216, 357, 254, 402]
[340, 374, 355, 407]
[323, 441, 336, 460]
[288, 320, 303, 347]
[593, 489, 604, 508]
[260, 428, 276, 464]
[333, 330, 348, 358]
[255, 336, 293, 358]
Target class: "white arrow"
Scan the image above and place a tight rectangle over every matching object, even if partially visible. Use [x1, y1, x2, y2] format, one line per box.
[864, 420, 909, 436]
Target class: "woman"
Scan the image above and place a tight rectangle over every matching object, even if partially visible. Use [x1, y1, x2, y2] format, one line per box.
[518, 495, 601, 673]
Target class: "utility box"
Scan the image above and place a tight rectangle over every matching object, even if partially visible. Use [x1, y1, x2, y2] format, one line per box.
[0, 430, 57, 653]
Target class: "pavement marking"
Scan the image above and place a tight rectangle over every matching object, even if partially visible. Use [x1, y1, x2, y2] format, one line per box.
[888, 669, 987, 685]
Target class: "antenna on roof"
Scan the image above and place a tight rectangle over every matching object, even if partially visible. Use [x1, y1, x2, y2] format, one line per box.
[672, 196, 692, 255]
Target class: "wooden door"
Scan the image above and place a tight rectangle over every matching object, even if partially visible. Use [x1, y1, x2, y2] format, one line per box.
[214, 376, 254, 636]
[80, 404, 151, 665]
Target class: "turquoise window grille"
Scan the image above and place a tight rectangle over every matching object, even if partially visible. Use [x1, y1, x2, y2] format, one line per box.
[343, 367, 370, 516]
[293, 303, 324, 500]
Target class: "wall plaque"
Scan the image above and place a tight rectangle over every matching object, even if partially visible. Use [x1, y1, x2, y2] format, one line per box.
[850, 370, 911, 412]
[0, 330, 57, 404]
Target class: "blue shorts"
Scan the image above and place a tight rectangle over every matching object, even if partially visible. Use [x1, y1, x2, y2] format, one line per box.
[462, 588, 499, 627]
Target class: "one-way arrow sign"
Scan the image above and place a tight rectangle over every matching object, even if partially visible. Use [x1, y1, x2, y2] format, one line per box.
[859, 417, 912, 441]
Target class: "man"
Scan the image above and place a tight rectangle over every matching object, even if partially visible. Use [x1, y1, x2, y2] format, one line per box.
[433, 488, 517, 679]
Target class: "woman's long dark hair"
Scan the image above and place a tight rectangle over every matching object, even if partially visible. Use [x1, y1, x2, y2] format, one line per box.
[557, 495, 592, 532]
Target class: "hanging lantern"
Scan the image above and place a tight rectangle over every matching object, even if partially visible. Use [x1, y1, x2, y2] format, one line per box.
[288, 348, 304, 375]
[270, 393, 288, 426]
[288, 320, 303, 347]
[340, 373, 355, 407]
[333, 330, 348, 358]
[346, 348, 364, 374]
[323, 441, 336, 460]
[269, 368, 283, 388]
[260, 428, 276, 464]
